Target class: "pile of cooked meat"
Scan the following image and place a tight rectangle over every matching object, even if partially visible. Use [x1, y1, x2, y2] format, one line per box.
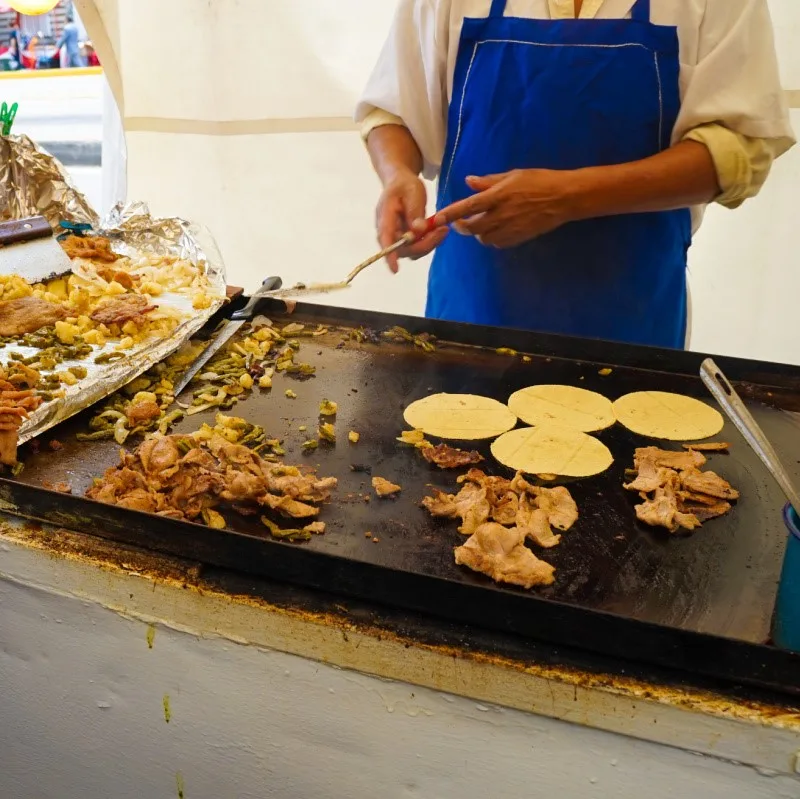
[422, 468, 579, 588]
[87, 433, 337, 533]
[624, 446, 739, 533]
[0, 361, 42, 465]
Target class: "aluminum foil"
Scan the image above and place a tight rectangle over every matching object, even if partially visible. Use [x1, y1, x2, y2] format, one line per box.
[0, 133, 228, 444]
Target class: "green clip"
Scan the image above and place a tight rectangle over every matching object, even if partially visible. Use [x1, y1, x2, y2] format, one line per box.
[0, 101, 18, 136]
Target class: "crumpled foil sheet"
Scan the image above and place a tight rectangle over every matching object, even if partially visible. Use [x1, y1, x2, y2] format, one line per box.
[0, 133, 228, 445]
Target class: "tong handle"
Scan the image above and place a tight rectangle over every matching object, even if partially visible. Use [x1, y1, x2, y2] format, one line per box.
[346, 215, 441, 286]
[400, 215, 439, 246]
[700, 358, 800, 515]
[231, 276, 283, 320]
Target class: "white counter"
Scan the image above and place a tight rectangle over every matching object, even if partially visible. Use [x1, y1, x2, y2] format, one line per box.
[2, 515, 800, 799]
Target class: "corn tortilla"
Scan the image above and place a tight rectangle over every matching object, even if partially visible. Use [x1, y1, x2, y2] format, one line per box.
[403, 393, 517, 440]
[491, 425, 613, 477]
[613, 391, 724, 441]
[508, 385, 614, 432]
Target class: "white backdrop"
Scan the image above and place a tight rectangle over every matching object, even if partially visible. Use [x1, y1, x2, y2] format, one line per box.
[79, 0, 798, 364]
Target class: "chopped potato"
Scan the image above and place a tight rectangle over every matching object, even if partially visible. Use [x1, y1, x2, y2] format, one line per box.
[54, 320, 80, 344]
[319, 399, 338, 416]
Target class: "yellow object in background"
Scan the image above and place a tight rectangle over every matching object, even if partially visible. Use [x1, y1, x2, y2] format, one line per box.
[8, 1, 60, 13]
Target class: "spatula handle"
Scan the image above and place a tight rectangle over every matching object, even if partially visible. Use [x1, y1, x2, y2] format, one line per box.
[0, 216, 53, 247]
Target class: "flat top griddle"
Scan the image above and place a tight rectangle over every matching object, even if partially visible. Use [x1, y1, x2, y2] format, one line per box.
[3, 301, 800, 696]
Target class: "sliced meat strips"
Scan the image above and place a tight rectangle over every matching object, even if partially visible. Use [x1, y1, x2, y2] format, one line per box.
[87, 433, 337, 525]
[455, 523, 555, 589]
[0, 296, 67, 337]
[624, 447, 738, 533]
[422, 468, 580, 588]
[0, 362, 42, 465]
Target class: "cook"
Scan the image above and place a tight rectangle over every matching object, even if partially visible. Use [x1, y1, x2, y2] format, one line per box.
[356, 0, 795, 348]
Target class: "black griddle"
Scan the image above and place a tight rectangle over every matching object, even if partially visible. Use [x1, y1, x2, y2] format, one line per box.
[3, 301, 800, 696]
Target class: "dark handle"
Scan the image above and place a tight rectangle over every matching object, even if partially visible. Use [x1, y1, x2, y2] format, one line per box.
[0, 216, 53, 247]
[231, 276, 283, 321]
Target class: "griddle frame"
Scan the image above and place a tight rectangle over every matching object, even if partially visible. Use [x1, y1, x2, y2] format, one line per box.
[2, 299, 799, 696]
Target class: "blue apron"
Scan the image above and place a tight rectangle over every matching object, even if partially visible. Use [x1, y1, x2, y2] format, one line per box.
[426, 0, 692, 348]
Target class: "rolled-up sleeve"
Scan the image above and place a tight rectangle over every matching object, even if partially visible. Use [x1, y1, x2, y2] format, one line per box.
[683, 123, 794, 208]
[355, 0, 449, 180]
[360, 108, 407, 142]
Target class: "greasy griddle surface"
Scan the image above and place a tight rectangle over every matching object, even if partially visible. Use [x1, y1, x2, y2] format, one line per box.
[15, 313, 800, 647]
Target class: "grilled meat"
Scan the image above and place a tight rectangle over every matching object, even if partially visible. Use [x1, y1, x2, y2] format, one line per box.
[682, 442, 730, 452]
[0, 296, 67, 337]
[624, 447, 738, 533]
[455, 523, 556, 589]
[421, 443, 484, 469]
[90, 294, 156, 326]
[423, 468, 579, 588]
[531, 485, 579, 532]
[0, 362, 42, 465]
[87, 433, 337, 528]
[516, 493, 561, 548]
[679, 469, 740, 501]
[60, 234, 120, 263]
[372, 476, 401, 497]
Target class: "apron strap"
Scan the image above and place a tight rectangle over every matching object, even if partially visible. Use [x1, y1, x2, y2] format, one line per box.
[489, 0, 508, 18]
[630, 0, 651, 22]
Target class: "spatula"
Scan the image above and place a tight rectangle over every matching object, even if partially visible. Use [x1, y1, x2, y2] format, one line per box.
[0, 216, 74, 284]
[700, 358, 800, 515]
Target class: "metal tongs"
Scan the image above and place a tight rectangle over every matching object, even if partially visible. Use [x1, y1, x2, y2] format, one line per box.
[701, 358, 800, 515]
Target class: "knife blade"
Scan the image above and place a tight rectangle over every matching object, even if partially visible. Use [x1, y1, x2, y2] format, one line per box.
[172, 319, 245, 397]
[171, 276, 282, 397]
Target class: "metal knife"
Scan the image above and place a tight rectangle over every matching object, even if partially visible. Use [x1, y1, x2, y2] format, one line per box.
[171, 276, 282, 396]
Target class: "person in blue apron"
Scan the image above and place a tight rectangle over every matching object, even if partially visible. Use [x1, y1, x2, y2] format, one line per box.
[356, 0, 794, 348]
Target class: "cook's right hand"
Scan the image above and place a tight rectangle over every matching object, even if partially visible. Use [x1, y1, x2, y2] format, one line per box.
[376, 171, 449, 273]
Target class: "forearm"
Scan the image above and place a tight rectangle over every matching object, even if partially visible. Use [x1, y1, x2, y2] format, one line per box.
[366, 124, 424, 187]
[568, 140, 720, 220]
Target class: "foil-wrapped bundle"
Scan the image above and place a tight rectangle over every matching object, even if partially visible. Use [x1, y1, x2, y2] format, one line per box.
[0, 133, 228, 444]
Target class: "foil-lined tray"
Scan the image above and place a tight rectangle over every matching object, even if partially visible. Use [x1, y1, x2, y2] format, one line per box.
[0, 133, 228, 444]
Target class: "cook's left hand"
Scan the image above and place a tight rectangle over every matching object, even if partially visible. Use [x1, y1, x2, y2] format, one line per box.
[434, 169, 576, 248]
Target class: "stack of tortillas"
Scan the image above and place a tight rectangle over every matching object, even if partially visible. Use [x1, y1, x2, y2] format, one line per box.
[403, 386, 723, 479]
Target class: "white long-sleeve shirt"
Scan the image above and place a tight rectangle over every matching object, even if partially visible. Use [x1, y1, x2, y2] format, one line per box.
[356, 0, 795, 215]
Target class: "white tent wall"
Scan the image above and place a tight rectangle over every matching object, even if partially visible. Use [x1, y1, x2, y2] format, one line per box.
[80, 0, 798, 365]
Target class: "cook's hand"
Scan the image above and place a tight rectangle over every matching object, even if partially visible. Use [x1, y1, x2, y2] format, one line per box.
[434, 170, 575, 249]
[376, 170, 449, 272]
